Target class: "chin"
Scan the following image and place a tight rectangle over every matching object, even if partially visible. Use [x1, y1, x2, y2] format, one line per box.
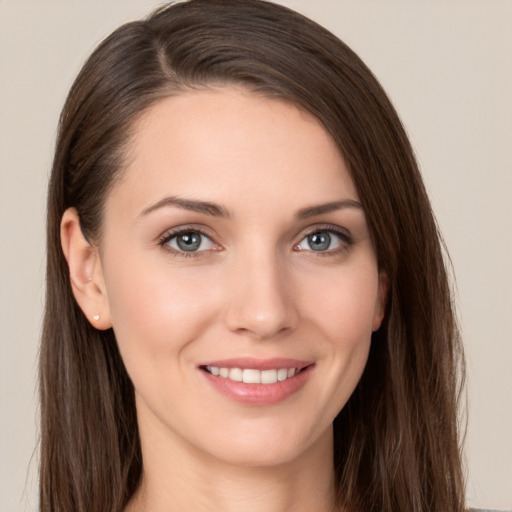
[196, 419, 333, 469]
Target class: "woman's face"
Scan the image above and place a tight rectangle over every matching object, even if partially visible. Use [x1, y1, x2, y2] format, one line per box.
[98, 87, 386, 467]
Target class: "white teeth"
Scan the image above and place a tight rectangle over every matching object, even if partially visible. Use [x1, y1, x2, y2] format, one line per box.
[243, 369, 261, 384]
[206, 366, 300, 383]
[229, 368, 243, 382]
[277, 368, 288, 381]
[209, 366, 220, 376]
[261, 369, 277, 384]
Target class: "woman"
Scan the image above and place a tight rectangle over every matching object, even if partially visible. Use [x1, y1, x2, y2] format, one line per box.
[40, 1, 466, 511]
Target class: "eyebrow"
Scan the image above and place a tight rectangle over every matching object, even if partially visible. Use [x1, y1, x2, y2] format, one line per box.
[139, 196, 362, 219]
[140, 196, 231, 218]
[295, 199, 363, 219]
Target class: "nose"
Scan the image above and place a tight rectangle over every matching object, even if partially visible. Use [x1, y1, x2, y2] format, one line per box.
[223, 249, 298, 340]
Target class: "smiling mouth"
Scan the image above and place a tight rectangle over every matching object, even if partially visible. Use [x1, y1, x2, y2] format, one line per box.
[202, 366, 304, 384]
[199, 360, 314, 405]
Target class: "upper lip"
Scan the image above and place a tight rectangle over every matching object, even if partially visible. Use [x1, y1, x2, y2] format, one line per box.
[199, 357, 312, 371]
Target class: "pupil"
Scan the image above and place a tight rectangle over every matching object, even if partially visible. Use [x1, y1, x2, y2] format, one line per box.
[308, 232, 330, 251]
[177, 232, 201, 251]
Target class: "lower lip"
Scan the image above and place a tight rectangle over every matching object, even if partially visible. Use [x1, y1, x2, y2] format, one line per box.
[201, 365, 314, 406]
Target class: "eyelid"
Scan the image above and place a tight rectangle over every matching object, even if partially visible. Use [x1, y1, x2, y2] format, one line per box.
[295, 223, 352, 242]
[293, 223, 353, 253]
[157, 225, 222, 256]
[156, 222, 352, 257]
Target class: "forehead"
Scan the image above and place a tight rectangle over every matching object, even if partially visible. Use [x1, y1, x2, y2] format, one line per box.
[109, 87, 359, 220]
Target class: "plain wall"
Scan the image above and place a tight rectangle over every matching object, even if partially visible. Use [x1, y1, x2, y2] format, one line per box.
[0, 1, 511, 510]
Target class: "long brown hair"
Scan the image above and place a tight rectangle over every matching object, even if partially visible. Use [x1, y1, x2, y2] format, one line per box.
[40, 1, 466, 510]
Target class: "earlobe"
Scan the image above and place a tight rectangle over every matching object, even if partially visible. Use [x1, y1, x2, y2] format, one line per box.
[372, 271, 389, 332]
[60, 208, 112, 330]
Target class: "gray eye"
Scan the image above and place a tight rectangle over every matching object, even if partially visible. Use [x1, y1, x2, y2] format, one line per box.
[167, 231, 214, 252]
[176, 232, 201, 251]
[296, 230, 344, 252]
[307, 232, 331, 251]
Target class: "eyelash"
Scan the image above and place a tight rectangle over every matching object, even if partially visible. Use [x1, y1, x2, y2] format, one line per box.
[158, 224, 353, 258]
[294, 224, 353, 256]
[158, 227, 217, 259]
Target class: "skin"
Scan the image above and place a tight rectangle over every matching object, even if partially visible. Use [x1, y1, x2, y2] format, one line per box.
[61, 87, 387, 512]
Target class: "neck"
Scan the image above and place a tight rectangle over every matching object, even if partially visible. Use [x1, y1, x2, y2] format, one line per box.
[126, 409, 339, 512]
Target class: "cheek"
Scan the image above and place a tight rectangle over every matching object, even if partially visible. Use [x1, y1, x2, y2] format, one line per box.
[104, 257, 221, 369]
[299, 262, 379, 404]
[300, 261, 381, 343]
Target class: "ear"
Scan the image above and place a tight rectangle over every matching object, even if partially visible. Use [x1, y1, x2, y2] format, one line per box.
[60, 208, 112, 330]
[372, 271, 389, 332]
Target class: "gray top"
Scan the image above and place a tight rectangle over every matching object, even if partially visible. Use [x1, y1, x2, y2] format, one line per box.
[468, 509, 512, 512]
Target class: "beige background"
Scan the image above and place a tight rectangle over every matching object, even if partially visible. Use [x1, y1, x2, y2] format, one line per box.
[1, 1, 511, 510]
